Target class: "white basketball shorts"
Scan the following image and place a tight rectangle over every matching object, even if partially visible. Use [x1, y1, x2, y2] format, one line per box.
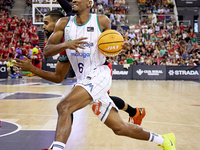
[76, 65, 118, 123]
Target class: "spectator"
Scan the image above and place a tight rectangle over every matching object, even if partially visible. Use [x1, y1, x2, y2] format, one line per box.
[126, 50, 134, 64]
[7, 58, 22, 78]
[187, 57, 197, 66]
[160, 45, 167, 55]
[128, 30, 136, 39]
[119, 54, 127, 65]
[191, 34, 198, 45]
[31, 32, 39, 47]
[151, 12, 157, 24]
[140, 57, 148, 65]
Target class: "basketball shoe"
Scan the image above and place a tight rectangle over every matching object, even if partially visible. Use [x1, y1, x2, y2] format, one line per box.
[158, 133, 176, 150]
[128, 107, 146, 125]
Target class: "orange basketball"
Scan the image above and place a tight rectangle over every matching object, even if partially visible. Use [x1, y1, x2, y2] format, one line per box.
[98, 30, 124, 57]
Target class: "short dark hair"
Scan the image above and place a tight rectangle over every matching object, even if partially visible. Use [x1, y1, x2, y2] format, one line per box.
[45, 10, 65, 22]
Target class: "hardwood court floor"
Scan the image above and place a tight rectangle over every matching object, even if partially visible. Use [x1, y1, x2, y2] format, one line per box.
[0, 78, 200, 150]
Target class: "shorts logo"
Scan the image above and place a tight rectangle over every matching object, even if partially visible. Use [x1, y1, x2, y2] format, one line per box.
[92, 101, 102, 116]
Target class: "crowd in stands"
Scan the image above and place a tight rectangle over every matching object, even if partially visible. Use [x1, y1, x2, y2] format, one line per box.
[3, 0, 200, 68]
[107, 0, 200, 66]
[0, 11, 40, 61]
[108, 21, 200, 66]
[32, 0, 130, 25]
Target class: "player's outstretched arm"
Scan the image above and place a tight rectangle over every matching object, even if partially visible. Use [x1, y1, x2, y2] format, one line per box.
[43, 18, 69, 58]
[13, 57, 70, 83]
[57, 0, 72, 14]
[43, 17, 88, 58]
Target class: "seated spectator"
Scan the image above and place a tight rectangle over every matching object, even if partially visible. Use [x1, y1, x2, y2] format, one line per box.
[147, 25, 154, 34]
[179, 23, 184, 33]
[119, 54, 127, 65]
[160, 45, 167, 55]
[122, 23, 129, 31]
[31, 32, 39, 47]
[179, 58, 186, 66]
[111, 22, 117, 30]
[140, 57, 148, 65]
[128, 30, 136, 39]
[7, 58, 22, 78]
[171, 58, 178, 66]
[97, 3, 104, 14]
[126, 50, 134, 64]
[10, 19, 17, 31]
[1, 47, 9, 60]
[125, 3, 130, 14]
[6, 28, 13, 43]
[129, 23, 135, 31]
[186, 23, 192, 33]
[155, 23, 160, 33]
[189, 29, 195, 38]
[187, 57, 197, 66]
[165, 12, 171, 23]
[150, 34, 157, 43]
[21, 29, 29, 44]
[167, 22, 173, 30]
[191, 35, 198, 45]
[164, 34, 171, 43]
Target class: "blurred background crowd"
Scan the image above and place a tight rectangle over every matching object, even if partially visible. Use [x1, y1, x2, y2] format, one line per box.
[0, 0, 200, 71]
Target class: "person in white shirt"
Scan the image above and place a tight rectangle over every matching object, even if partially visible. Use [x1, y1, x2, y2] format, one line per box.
[129, 23, 135, 30]
[128, 30, 136, 39]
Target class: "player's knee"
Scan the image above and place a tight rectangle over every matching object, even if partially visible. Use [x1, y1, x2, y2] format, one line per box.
[112, 124, 127, 136]
[57, 99, 71, 115]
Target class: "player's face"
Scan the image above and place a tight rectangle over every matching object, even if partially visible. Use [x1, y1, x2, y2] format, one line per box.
[72, 0, 92, 13]
[43, 15, 56, 39]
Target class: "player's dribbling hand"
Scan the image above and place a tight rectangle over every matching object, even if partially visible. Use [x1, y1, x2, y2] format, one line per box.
[122, 42, 130, 50]
[65, 37, 88, 55]
[120, 42, 129, 54]
[13, 57, 33, 71]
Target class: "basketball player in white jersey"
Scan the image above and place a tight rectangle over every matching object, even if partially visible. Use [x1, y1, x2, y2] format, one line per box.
[14, 9, 145, 126]
[16, 1, 176, 149]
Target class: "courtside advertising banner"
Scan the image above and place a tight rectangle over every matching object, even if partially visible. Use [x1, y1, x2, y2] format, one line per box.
[175, 0, 200, 7]
[43, 54, 59, 72]
[112, 65, 133, 80]
[0, 65, 7, 78]
[166, 66, 200, 81]
[132, 65, 166, 80]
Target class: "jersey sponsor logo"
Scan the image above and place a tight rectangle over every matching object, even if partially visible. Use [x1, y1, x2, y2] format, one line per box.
[136, 69, 163, 76]
[87, 27, 94, 32]
[113, 69, 128, 75]
[80, 42, 94, 48]
[0, 66, 6, 72]
[168, 70, 199, 76]
[71, 52, 90, 58]
[92, 101, 102, 116]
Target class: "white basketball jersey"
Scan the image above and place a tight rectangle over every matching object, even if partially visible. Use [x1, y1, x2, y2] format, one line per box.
[64, 14, 106, 82]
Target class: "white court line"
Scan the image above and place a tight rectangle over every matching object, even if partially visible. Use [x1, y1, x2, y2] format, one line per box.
[0, 112, 200, 128]
[0, 120, 22, 137]
[11, 82, 62, 86]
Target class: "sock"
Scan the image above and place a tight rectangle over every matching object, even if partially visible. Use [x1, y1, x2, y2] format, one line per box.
[52, 141, 65, 150]
[125, 105, 137, 117]
[110, 96, 137, 117]
[110, 96, 125, 109]
[148, 132, 165, 145]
